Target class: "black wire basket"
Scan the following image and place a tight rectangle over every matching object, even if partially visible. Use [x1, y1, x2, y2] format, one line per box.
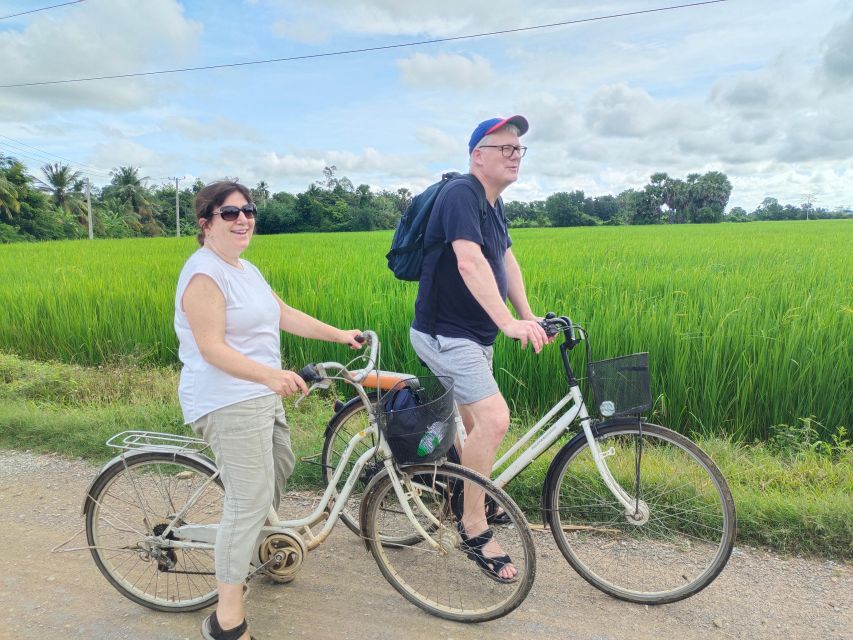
[377, 376, 456, 464]
[587, 352, 652, 417]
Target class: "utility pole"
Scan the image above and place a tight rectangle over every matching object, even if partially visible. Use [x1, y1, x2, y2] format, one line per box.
[803, 192, 816, 221]
[85, 177, 93, 240]
[169, 176, 185, 237]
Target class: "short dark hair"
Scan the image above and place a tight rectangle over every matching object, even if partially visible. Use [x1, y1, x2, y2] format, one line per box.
[193, 180, 253, 245]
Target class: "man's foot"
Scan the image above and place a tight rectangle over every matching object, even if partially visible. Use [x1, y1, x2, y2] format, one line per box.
[458, 525, 518, 583]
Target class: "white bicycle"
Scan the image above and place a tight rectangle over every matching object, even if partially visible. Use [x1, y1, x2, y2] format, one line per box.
[322, 315, 736, 605]
[82, 331, 536, 623]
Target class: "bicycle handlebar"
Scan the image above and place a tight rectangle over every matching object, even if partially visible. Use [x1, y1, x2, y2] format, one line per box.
[297, 330, 379, 386]
[539, 313, 584, 348]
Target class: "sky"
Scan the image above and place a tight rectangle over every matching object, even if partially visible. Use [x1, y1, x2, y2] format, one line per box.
[1, 0, 852, 211]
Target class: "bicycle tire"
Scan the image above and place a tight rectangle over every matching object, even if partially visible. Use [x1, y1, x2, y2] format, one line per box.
[544, 420, 736, 604]
[84, 451, 224, 612]
[361, 462, 536, 622]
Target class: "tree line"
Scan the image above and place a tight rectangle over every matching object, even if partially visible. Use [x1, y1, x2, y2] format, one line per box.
[0, 155, 849, 243]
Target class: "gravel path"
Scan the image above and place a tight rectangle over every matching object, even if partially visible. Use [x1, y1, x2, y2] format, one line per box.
[1, 448, 850, 640]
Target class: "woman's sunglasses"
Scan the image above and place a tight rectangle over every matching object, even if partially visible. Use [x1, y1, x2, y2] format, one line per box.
[211, 203, 257, 221]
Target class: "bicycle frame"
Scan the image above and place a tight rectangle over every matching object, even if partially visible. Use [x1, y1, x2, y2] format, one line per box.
[120, 331, 446, 556]
[487, 385, 638, 513]
[364, 320, 642, 516]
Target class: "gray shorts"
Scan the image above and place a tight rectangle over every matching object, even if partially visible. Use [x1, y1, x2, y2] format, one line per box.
[410, 327, 500, 405]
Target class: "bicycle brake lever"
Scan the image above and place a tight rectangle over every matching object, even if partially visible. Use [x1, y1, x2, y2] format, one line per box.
[295, 381, 330, 407]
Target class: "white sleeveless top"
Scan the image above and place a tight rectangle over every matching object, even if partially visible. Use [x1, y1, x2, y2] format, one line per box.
[174, 247, 281, 424]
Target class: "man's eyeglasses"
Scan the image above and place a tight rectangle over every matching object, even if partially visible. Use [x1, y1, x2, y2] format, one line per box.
[211, 203, 257, 221]
[478, 144, 528, 158]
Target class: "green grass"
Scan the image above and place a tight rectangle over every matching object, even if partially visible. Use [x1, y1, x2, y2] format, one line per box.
[0, 352, 850, 558]
[1, 221, 851, 441]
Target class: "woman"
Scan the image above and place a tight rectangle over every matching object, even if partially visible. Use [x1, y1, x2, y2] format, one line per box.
[175, 180, 362, 640]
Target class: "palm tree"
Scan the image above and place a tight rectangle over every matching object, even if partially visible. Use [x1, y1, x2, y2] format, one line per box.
[0, 155, 22, 221]
[108, 166, 152, 211]
[107, 166, 161, 235]
[37, 163, 87, 223]
[253, 180, 270, 207]
[37, 163, 82, 208]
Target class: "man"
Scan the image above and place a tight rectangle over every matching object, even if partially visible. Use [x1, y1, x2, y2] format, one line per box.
[410, 115, 549, 582]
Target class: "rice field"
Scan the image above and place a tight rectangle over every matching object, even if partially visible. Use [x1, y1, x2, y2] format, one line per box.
[1, 220, 850, 442]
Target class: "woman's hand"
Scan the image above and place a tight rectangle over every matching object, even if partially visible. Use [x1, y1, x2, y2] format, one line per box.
[337, 329, 365, 349]
[264, 369, 310, 397]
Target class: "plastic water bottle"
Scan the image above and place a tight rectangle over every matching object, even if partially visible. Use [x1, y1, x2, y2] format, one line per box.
[417, 421, 445, 457]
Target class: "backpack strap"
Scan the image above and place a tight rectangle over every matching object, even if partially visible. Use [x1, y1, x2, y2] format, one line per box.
[425, 173, 491, 337]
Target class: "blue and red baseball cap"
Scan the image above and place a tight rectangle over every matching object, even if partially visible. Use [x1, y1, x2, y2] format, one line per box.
[468, 115, 529, 155]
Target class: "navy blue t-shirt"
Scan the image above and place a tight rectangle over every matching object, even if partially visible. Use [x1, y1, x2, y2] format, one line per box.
[412, 176, 512, 345]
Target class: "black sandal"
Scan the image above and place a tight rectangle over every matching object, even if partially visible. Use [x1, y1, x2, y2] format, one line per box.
[201, 611, 255, 640]
[488, 509, 512, 525]
[458, 526, 518, 584]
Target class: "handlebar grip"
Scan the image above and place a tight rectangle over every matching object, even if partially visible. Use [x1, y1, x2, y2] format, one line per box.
[297, 364, 322, 383]
[538, 319, 559, 338]
[355, 334, 367, 344]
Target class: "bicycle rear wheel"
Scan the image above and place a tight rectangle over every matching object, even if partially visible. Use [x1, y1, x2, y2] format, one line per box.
[362, 463, 535, 622]
[84, 451, 224, 612]
[544, 421, 736, 604]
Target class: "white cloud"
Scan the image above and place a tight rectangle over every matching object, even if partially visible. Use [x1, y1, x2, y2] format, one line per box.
[397, 53, 494, 88]
[415, 127, 459, 155]
[821, 11, 853, 86]
[584, 83, 706, 138]
[88, 139, 163, 176]
[160, 116, 264, 144]
[233, 146, 429, 192]
[262, 0, 540, 39]
[270, 20, 328, 44]
[0, 0, 202, 118]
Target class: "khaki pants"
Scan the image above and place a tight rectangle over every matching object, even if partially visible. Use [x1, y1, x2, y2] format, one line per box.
[191, 394, 295, 584]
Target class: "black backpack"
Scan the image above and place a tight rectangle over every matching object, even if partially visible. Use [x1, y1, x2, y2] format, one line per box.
[385, 172, 488, 281]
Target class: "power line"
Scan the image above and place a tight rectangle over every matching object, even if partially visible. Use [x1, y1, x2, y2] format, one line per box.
[0, 142, 109, 180]
[0, 143, 108, 182]
[0, 1, 729, 89]
[0, 142, 81, 173]
[0, 1, 85, 21]
[0, 134, 111, 177]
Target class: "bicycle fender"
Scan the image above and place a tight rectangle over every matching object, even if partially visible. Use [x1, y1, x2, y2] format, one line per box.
[324, 396, 364, 438]
[357, 466, 394, 551]
[81, 449, 218, 515]
[324, 393, 379, 439]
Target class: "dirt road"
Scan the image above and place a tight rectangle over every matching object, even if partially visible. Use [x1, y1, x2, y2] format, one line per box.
[0, 449, 850, 640]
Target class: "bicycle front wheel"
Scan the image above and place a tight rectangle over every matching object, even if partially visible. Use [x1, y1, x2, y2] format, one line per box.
[545, 421, 736, 604]
[321, 397, 378, 536]
[362, 463, 535, 622]
[84, 451, 224, 612]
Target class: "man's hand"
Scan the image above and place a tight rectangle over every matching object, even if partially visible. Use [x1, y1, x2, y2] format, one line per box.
[501, 318, 550, 353]
[265, 369, 310, 397]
